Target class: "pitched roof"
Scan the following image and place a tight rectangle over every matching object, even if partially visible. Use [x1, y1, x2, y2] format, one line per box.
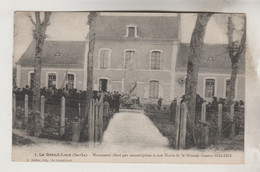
[176, 43, 245, 74]
[17, 41, 86, 67]
[95, 15, 180, 40]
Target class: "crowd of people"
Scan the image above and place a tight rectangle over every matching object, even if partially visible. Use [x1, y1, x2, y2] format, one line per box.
[169, 94, 245, 122]
[13, 85, 122, 112]
[13, 85, 245, 116]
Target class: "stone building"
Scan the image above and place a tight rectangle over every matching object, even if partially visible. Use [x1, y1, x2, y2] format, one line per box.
[16, 13, 245, 104]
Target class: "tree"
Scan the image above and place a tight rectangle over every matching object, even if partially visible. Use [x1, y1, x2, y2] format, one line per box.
[79, 12, 98, 141]
[184, 13, 213, 126]
[226, 15, 246, 105]
[29, 12, 51, 137]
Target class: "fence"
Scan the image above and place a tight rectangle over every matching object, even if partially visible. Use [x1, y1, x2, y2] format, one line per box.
[174, 102, 244, 149]
[12, 94, 110, 142]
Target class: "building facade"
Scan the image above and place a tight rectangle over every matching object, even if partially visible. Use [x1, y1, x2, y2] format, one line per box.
[16, 13, 245, 105]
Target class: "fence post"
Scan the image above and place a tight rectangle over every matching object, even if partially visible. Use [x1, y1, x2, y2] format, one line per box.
[40, 95, 45, 129]
[60, 96, 65, 136]
[200, 102, 209, 148]
[99, 102, 104, 142]
[72, 121, 80, 142]
[179, 102, 188, 149]
[175, 101, 180, 149]
[201, 102, 207, 122]
[95, 100, 99, 142]
[78, 103, 81, 120]
[88, 99, 94, 142]
[230, 104, 235, 138]
[218, 104, 223, 138]
[24, 94, 28, 125]
[13, 94, 16, 127]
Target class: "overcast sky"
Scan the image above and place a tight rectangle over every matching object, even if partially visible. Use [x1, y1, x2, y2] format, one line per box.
[13, 12, 244, 63]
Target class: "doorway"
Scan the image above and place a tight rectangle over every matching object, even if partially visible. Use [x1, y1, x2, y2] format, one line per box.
[99, 79, 108, 92]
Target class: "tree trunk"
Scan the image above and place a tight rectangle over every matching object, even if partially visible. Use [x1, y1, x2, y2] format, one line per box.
[228, 62, 238, 102]
[226, 16, 246, 106]
[185, 13, 213, 126]
[32, 34, 44, 137]
[31, 12, 51, 137]
[80, 12, 98, 141]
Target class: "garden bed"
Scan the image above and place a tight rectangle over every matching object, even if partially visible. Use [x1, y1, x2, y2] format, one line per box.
[12, 133, 35, 145]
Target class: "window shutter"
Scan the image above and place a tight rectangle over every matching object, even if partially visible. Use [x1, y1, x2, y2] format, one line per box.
[147, 52, 150, 70]
[160, 52, 164, 70]
[144, 83, 149, 99]
[159, 83, 164, 98]
[107, 80, 111, 91]
[104, 51, 109, 68]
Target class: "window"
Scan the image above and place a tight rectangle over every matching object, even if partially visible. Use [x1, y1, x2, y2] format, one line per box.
[126, 26, 137, 37]
[205, 79, 215, 98]
[125, 50, 135, 69]
[128, 27, 135, 37]
[48, 73, 56, 88]
[149, 80, 159, 99]
[66, 74, 75, 89]
[99, 49, 110, 69]
[99, 79, 108, 92]
[151, 51, 161, 70]
[30, 72, 35, 88]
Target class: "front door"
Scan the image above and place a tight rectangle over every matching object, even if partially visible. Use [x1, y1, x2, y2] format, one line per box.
[99, 79, 108, 92]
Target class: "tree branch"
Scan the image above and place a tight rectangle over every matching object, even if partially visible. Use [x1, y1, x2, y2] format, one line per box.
[28, 15, 36, 26]
[34, 12, 41, 29]
[236, 16, 246, 57]
[42, 12, 51, 28]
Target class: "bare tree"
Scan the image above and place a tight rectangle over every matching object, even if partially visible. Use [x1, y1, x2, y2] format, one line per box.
[226, 15, 246, 105]
[184, 13, 213, 126]
[80, 12, 98, 141]
[29, 12, 51, 137]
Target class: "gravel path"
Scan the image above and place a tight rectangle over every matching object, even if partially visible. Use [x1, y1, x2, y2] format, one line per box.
[100, 111, 170, 152]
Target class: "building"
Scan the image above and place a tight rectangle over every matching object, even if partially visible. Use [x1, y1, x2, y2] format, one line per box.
[16, 13, 245, 105]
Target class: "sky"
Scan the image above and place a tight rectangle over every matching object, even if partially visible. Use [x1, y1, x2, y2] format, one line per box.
[14, 12, 89, 63]
[13, 12, 244, 63]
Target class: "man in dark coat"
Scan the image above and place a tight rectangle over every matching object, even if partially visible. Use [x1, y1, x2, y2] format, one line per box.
[114, 91, 121, 113]
[157, 98, 163, 110]
[170, 99, 177, 122]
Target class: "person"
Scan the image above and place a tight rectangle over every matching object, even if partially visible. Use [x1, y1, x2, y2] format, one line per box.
[92, 90, 98, 100]
[170, 99, 177, 122]
[136, 97, 140, 107]
[211, 96, 218, 111]
[114, 91, 121, 113]
[103, 96, 110, 121]
[157, 97, 163, 110]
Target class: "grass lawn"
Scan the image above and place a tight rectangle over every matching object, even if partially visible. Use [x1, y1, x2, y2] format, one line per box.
[145, 111, 244, 151]
[145, 111, 176, 148]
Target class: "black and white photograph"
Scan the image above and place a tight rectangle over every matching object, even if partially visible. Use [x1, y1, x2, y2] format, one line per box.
[12, 11, 246, 163]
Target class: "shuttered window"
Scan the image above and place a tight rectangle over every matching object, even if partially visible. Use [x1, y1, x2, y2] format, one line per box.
[149, 80, 159, 99]
[48, 73, 56, 88]
[66, 74, 75, 89]
[151, 51, 161, 70]
[125, 50, 135, 69]
[99, 50, 109, 69]
[205, 79, 215, 98]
